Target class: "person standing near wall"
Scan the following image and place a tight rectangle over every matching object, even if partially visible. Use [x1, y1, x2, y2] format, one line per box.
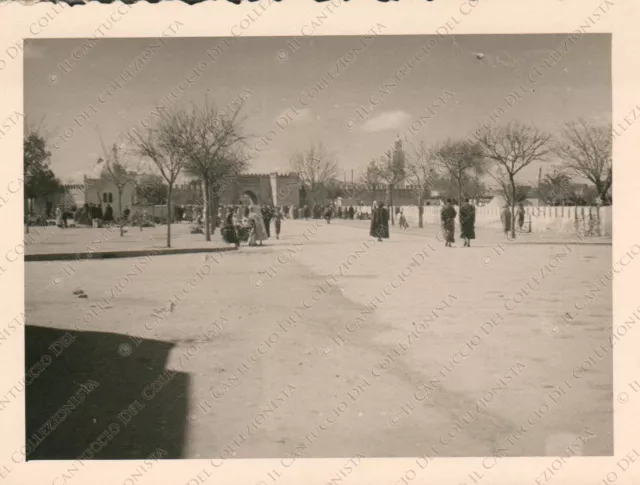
[440, 199, 456, 248]
[459, 198, 476, 247]
[274, 207, 283, 240]
[370, 201, 390, 242]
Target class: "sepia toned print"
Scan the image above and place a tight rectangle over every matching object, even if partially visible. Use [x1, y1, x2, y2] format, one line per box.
[18, 33, 615, 463]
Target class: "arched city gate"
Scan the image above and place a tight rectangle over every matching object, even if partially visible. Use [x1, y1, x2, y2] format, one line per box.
[241, 191, 258, 205]
[220, 173, 302, 208]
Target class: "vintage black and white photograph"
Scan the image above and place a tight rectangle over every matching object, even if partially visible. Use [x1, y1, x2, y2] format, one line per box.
[20, 31, 614, 464]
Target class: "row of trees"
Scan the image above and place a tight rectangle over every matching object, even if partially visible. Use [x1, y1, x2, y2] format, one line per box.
[96, 98, 250, 246]
[24, 98, 250, 247]
[24, 98, 611, 244]
[290, 119, 612, 238]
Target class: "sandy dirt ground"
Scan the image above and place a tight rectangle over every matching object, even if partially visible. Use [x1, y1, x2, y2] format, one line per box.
[24, 220, 613, 459]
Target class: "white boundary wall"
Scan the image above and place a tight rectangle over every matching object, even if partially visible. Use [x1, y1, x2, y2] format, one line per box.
[356, 205, 612, 237]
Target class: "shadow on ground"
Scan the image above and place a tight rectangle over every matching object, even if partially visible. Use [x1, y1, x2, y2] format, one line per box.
[25, 325, 188, 460]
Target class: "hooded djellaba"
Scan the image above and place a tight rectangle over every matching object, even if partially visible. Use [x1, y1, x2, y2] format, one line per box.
[248, 204, 268, 246]
[370, 201, 390, 242]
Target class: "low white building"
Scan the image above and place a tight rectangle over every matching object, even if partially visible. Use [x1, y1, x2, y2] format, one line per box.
[81, 176, 137, 217]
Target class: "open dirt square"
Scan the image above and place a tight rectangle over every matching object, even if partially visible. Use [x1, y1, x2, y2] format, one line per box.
[24, 220, 612, 459]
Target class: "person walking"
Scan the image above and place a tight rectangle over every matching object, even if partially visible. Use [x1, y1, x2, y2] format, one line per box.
[440, 199, 457, 247]
[261, 205, 272, 238]
[370, 201, 390, 242]
[399, 209, 409, 230]
[323, 205, 332, 224]
[55, 206, 63, 228]
[501, 204, 512, 236]
[459, 198, 476, 247]
[274, 207, 283, 240]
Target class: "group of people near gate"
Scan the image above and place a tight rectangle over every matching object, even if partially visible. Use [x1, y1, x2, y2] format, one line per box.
[367, 198, 527, 247]
[217, 197, 527, 249]
[219, 204, 285, 248]
[440, 199, 527, 247]
[288, 204, 360, 221]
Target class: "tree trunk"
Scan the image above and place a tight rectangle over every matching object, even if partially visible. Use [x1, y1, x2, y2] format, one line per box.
[203, 178, 211, 242]
[418, 193, 424, 228]
[457, 177, 462, 207]
[211, 193, 220, 237]
[25, 197, 30, 233]
[388, 185, 395, 225]
[510, 177, 516, 240]
[166, 184, 172, 248]
[118, 190, 124, 237]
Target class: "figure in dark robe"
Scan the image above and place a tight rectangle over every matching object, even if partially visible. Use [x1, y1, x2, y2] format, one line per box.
[324, 205, 332, 224]
[501, 205, 512, 236]
[441, 199, 456, 247]
[304, 205, 310, 220]
[274, 208, 283, 239]
[517, 203, 525, 231]
[221, 208, 239, 248]
[103, 204, 114, 223]
[348, 206, 355, 220]
[261, 205, 273, 237]
[459, 198, 476, 247]
[370, 201, 390, 241]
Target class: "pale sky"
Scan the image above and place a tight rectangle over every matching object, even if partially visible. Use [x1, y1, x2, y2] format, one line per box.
[24, 34, 610, 186]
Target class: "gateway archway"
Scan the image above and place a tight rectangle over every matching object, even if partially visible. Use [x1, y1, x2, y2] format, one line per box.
[241, 190, 258, 205]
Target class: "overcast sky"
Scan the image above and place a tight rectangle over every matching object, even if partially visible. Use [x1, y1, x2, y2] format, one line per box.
[24, 34, 610, 185]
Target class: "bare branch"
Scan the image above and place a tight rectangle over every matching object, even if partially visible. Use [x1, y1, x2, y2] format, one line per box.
[554, 118, 612, 203]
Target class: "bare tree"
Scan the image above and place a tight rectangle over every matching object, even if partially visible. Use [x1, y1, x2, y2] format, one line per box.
[97, 134, 139, 237]
[358, 160, 383, 206]
[479, 122, 551, 238]
[434, 139, 485, 206]
[372, 137, 406, 225]
[405, 140, 439, 228]
[133, 116, 188, 248]
[168, 99, 249, 241]
[555, 119, 612, 205]
[290, 142, 338, 205]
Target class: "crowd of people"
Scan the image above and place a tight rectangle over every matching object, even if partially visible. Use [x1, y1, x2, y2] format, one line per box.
[44, 195, 529, 251]
[215, 204, 286, 248]
[215, 201, 370, 248]
[286, 204, 365, 221]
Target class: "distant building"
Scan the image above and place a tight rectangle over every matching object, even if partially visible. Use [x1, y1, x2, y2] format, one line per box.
[33, 171, 302, 219]
[219, 172, 301, 207]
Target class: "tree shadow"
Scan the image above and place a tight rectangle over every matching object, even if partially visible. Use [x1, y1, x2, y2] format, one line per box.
[25, 325, 189, 460]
